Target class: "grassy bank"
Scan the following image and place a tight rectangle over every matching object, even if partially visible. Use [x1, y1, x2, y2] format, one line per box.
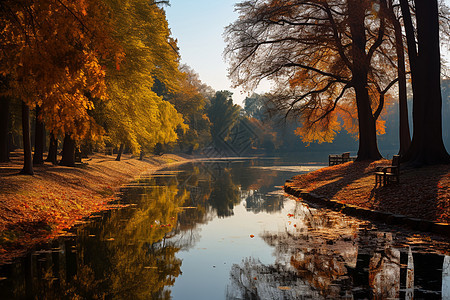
[0, 152, 193, 263]
[286, 160, 450, 224]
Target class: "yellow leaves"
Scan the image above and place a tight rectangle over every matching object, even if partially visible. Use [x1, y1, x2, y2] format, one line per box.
[295, 113, 341, 145]
[102, 0, 190, 152]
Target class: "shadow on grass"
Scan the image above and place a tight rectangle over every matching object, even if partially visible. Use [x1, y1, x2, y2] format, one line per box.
[300, 160, 449, 222]
[307, 161, 373, 201]
[368, 165, 449, 222]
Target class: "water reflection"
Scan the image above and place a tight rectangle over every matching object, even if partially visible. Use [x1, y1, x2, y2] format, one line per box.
[0, 178, 189, 299]
[444, 256, 450, 299]
[0, 159, 449, 299]
[227, 257, 322, 299]
[228, 199, 449, 300]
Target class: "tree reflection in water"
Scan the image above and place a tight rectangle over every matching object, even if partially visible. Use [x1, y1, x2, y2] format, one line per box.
[0, 177, 190, 299]
[226, 258, 322, 299]
[209, 168, 240, 218]
[228, 199, 448, 300]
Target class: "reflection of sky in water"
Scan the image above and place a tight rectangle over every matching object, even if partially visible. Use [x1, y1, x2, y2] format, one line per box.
[444, 256, 450, 299]
[170, 199, 300, 300]
[171, 204, 284, 299]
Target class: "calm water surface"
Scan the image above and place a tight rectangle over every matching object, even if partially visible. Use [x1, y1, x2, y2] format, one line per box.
[0, 158, 449, 299]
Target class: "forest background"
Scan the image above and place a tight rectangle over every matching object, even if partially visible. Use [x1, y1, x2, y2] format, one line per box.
[0, 0, 450, 174]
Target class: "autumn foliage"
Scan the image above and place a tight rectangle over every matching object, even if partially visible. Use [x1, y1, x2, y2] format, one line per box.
[0, 0, 213, 169]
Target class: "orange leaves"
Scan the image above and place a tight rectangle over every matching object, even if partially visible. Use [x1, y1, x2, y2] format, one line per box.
[114, 52, 125, 71]
[376, 119, 386, 135]
[295, 110, 341, 144]
[1, 0, 118, 141]
[289, 70, 309, 88]
[337, 100, 359, 137]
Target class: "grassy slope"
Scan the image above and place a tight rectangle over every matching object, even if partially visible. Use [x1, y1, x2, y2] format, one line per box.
[0, 152, 192, 263]
[288, 160, 450, 223]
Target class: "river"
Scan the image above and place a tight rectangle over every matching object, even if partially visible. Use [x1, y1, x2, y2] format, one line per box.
[0, 158, 449, 299]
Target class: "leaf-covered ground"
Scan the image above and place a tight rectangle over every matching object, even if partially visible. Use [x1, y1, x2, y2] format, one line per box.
[288, 160, 450, 224]
[0, 152, 192, 263]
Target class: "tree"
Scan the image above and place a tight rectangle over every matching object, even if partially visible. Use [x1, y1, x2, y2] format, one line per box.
[206, 91, 240, 150]
[400, 0, 450, 165]
[244, 93, 267, 121]
[158, 65, 213, 153]
[0, 95, 10, 162]
[33, 105, 45, 165]
[101, 0, 187, 160]
[225, 0, 402, 160]
[0, 0, 118, 170]
[20, 101, 33, 175]
[45, 132, 58, 165]
[385, 0, 411, 156]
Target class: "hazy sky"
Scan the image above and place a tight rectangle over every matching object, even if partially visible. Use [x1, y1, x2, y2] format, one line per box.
[165, 0, 253, 105]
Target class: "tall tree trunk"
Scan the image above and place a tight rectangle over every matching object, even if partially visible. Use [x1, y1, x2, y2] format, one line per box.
[399, 0, 420, 163]
[389, 3, 411, 156]
[403, 0, 450, 165]
[348, 0, 382, 161]
[20, 101, 34, 175]
[115, 143, 124, 161]
[0, 97, 10, 162]
[60, 134, 76, 167]
[46, 132, 58, 164]
[354, 82, 382, 161]
[33, 105, 45, 165]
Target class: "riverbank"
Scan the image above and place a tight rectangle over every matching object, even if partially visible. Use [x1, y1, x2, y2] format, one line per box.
[284, 160, 450, 228]
[0, 152, 195, 263]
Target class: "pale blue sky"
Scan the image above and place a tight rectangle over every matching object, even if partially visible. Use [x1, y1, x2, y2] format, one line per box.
[165, 0, 252, 105]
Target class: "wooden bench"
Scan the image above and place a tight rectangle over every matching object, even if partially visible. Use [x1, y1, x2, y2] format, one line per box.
[374, 155, 400, 186]
[328, 152, 355, 166]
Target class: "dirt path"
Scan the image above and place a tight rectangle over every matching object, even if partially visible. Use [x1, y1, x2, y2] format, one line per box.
[0, 152, 195, 263]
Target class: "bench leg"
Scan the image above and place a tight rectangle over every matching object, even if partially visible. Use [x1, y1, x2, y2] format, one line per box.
[375, 174, 381, 186]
